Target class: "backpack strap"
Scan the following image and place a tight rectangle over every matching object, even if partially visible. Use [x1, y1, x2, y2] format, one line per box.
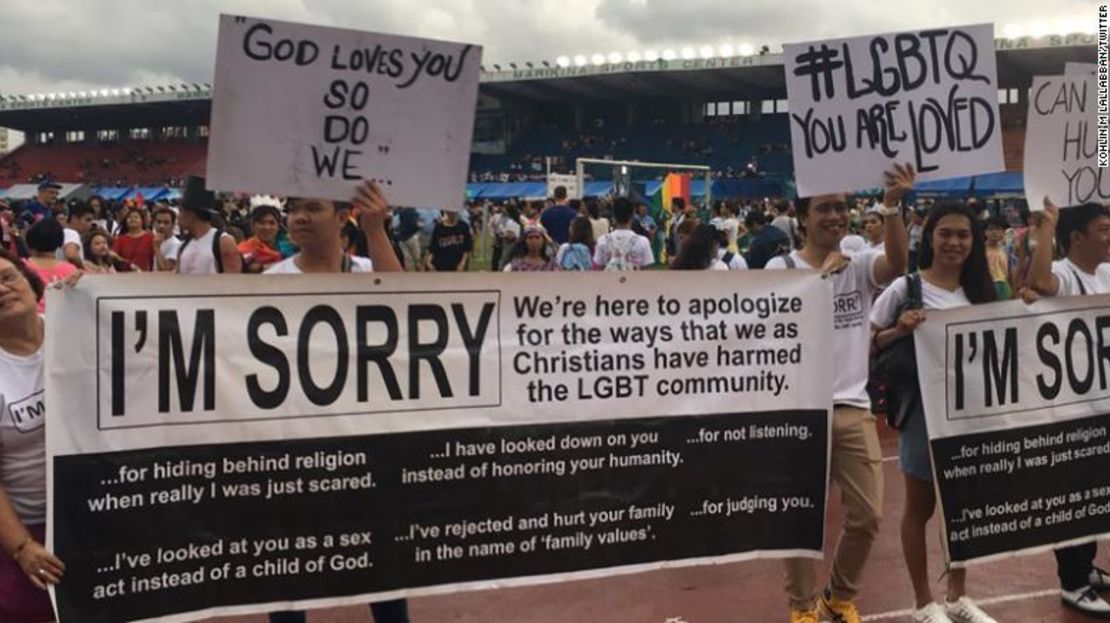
[783, 254, 796, 270]
[176, 235, 194, 273]
[211, 228, 225, 274]
[341, 255, 352, 273]
[723, 251, 735, 266]
[907, 272, 923, 309]
[1071, 269, 1088, 296]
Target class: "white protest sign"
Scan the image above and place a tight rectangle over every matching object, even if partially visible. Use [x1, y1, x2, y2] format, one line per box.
[783, 24, 1004, 197]
[206, 15, 481, 210]
[547, 173, 581, 200]
[47, 271, 833, 623]
[1065, 62, 1097, 76]
[1023, 75, 1105, 208]
[915, 297, 1110, 565]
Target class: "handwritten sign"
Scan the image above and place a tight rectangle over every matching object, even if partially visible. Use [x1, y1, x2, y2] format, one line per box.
[1023, 75, 1105, 208]
[207, 15, 481, 209]
[783, 24, 1004, 197]
[546, 174, 581, 200]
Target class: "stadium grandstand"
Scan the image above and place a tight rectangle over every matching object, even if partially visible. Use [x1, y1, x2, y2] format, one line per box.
[0, 31, 1096, 203]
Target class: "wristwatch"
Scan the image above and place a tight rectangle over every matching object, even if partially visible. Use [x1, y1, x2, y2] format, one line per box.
[880, 205, 902, 217]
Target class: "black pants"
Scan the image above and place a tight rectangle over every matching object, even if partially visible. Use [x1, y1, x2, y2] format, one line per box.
[1055, 542, 1097, 591]
[269, 599, 409, 623]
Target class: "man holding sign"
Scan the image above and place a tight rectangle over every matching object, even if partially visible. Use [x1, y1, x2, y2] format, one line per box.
[766, 164, 912, 623]
[1027, 201, 1110, 618]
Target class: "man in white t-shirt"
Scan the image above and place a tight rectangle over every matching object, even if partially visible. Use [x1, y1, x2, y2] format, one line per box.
[593, 197, 653, 270]
[765, 164, 913, 623]
[59, 200, 95, 268]
[265, 181, 400, 275]
[265, 181, 405, 623]
[152, 207, 182, 272]
[1027, 201, 1110, 618]
[175, 176, 242, 275]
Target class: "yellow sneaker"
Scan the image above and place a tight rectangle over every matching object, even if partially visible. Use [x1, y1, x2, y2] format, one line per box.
[789, 607, 819, 623]
[820, 591, 862, 623]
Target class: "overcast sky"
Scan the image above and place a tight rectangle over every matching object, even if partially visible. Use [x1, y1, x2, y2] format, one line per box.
[0, 0, 1098, 95]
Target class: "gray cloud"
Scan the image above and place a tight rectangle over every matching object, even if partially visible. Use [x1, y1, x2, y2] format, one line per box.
[0, 0, 1098, 95]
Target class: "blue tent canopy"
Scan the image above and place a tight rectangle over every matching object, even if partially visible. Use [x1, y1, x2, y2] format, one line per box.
[913, 176, 974, 196]
[92, 187, 131, 201]
[971, 172, 1024, 196]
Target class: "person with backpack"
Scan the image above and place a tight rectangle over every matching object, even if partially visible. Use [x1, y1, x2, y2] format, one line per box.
[1026, 200, 1110, 619]
[870, 202, 999, 623]
[175, 176, 242, 275]
[594, 197, 653, 271]
[713, 226, 747, 270]
[743, 210, 790, 269]
[556, 216, 595, 271]
[765, 164, 912, 623]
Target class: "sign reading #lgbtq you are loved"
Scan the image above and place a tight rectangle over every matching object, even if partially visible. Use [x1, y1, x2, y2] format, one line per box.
[784, 24, 1004, 197]
[207, 15, 481, 209]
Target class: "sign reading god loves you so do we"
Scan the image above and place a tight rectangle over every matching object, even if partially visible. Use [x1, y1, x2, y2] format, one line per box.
[784, 24, 1004, 197]
[206, 15, 481, 209]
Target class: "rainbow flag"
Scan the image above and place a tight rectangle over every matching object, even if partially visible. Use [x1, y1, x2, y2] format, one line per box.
[653, 173, 691, 263]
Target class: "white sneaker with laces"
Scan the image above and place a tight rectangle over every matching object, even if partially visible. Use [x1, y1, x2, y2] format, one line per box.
[1061, 586, 1110, 618]
[1091, 566, 1110, 591]
[911, 602, 954, 623]
[945, 596, 997, 623]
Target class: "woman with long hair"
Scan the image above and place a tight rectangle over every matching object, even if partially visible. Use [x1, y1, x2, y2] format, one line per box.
[111, 207, 154, 271]
[870, 202, 998, 623]
[555, 216, 595, 271]
[671, 223, 727, 270]
[503, 225, 558, 272]
[83, 230, 131, 273]
[0, 248, 67, 623]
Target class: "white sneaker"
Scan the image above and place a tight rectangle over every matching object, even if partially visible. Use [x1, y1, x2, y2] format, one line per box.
[1092, 566, 1110, 591]
[911, 602, 954, 623]
[945, 596, 997, 623]
[1061, 586, 1110, 618]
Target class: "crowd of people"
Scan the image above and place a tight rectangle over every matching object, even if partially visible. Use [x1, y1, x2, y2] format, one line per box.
[0, 165, 1109, 623]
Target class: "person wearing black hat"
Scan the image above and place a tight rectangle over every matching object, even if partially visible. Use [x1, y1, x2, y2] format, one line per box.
[175, 176, 242, 274]
[18, 181, 60, 228]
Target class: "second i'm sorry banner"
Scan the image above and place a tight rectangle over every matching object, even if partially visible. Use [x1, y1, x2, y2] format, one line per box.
[47, 270, 833, 622]
[917, 296, 1110, 566]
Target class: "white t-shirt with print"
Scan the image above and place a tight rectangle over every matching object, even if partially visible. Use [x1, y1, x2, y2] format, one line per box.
[0, 336, 46, 524]
[593, 229, 653, 269]
[1051, 258, 1110, 296]
[871, 275, 970, 329]
[766, 249, 887, 408]
[265, 255, 373, 274]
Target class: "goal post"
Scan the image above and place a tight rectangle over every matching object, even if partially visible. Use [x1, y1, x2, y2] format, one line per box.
[574, 157, 713, 213]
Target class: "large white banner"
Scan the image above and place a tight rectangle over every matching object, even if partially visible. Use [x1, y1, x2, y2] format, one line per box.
[206, 15, 481, 209]
[1024, 74, 1104, 208]
[47, 271, 832, 623]
[916, 296, 1110, 566]
[784, 24, 1004, 197]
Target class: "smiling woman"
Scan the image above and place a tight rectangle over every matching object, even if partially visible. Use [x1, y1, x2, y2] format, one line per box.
[0, 247, 67, 623]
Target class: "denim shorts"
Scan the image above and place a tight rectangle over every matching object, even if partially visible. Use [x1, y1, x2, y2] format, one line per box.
[899, 404, 934, 482]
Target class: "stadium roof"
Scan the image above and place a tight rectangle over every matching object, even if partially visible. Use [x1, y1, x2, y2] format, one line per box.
[0, 33, 1095, 133]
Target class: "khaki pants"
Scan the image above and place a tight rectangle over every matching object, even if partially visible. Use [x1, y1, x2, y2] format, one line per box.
[784, 405, 884, 610]
[400, 236, 422, 270]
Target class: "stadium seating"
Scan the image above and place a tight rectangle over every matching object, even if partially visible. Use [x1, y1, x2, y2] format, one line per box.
[0, 140, 206, 189]
[469, 115, 794, 182]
